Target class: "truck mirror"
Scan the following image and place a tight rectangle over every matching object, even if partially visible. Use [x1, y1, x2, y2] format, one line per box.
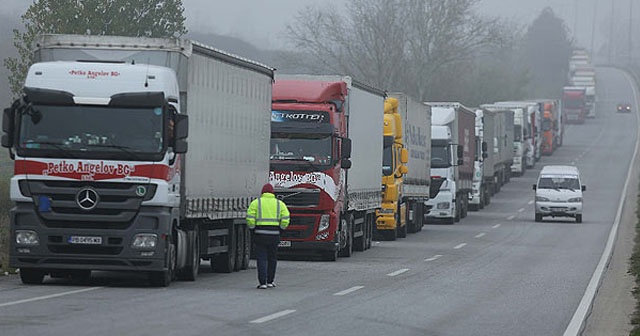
[1, 134, 12, 148]
[174, 114, 189, 140]
[400, 148, 409, 164]
[173, 139, 188, 154]
[399, 165, 408, 175]
[457, 145, 463, 159]
[341, 158, 352, 169]
[2, 107, 14, 134]
[341, 138, 352, 158]
[482, 141, 488, 152]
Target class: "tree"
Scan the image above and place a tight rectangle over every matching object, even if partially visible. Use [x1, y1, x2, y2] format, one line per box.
[522, 7, 573, 98]
[4, 0, 188, 97]
[285, 0, 519, 104]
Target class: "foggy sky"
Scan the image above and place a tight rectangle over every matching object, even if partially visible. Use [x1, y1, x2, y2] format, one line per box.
[1, 0, 635, 53]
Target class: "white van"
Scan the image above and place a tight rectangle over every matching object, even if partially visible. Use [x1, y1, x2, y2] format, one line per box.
[533, 165, 586, 223]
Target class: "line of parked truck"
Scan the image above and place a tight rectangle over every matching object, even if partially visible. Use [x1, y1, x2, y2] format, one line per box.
[562, 49, 597, 124]
[0, 34, 573, 286]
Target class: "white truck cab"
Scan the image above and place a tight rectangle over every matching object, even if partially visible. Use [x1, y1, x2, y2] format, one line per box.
[533, 165, 586, 223]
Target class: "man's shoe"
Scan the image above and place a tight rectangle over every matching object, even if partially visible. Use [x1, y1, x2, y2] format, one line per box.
[257, 284, 267, 289]
[267, 282, 277, 288]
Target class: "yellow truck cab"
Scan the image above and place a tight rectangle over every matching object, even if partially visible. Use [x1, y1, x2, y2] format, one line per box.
[376, 97, 409, 240]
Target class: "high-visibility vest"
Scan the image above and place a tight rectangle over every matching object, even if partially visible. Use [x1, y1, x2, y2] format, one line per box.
[246, 193, 290, 235]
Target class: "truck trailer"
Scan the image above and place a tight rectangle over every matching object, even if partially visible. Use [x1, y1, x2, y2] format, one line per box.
[1, 34, 274, 286]
[269, 75, 384, 260]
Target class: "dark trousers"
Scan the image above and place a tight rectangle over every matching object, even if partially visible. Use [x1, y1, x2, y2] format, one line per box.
[253, 234, 279, 285]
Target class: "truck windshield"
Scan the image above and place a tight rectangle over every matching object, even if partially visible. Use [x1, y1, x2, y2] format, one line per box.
[270, 135, 332, 165]
[563, 99, 584, 109]
[17, 104, 165, 159]
[431, 145, 450, 168]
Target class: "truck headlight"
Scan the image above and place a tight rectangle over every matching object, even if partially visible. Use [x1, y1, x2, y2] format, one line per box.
[318, 215, 330, 232]
[436, 202, 450, 209]
[131, 233, 158, 249]
[16, 230, 39, 246]
[536, 196, 549, 201]
[568, 197, 582, 202]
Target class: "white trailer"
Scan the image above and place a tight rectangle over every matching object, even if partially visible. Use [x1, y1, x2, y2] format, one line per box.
[3, 34, 274, 286]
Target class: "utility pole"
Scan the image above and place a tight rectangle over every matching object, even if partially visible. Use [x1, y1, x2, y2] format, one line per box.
[590, 0, 597, 57]
[629, 0, 633, 64]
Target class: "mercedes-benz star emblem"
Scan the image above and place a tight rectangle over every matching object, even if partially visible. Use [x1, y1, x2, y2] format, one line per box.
[76, 188, 99, 211]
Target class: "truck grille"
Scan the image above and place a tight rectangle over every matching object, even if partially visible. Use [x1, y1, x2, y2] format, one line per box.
[22, 180, 154, 229]
[275, 189, 321, 207]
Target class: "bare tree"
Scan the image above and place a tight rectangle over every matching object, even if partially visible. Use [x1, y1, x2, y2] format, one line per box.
[285, 0, 511, 102]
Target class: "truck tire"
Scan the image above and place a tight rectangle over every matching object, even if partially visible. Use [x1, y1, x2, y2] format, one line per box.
[211, 225, 236, 273]
[354, 214, 366, 252]
[240, 226, 251, 270]
[234, 225, 248, 271]
[365, 214, 373, 250]
[338, 216, 353, 257]
[397, 214, 407, 238]
[149, 241, 176, 287]
[19, 268, 45, 285]
[322, 249, 338, 261]
[535, 214, 543, 222]
[414, 203, 423, 232]
[178, 226, 200, 281]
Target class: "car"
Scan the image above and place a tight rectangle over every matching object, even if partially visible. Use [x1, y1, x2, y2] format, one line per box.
[617, 103, 632, 113]
[533, 165, 586, 223]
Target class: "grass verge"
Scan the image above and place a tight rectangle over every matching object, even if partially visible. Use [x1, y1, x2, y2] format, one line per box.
[631, 191, 640, 335]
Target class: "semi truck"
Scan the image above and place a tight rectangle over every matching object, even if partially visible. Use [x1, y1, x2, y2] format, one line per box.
[482, 104, 528, 177]
[530, 100, 560, 155]
[494, 101, 541, 168]
[469, 108, 514, 210]
[562, 86, 587, 124]
[1, 34, 274, 286]
[269, 75, 384, 260]
[375, 93, 432, 240]
[425, 102, 475, 224]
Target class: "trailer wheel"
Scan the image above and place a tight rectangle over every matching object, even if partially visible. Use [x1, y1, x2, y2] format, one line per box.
[178, 226, 200, 281]
[240, 226, 251, 270]
[19, 268, 45, 285]
[322, 249, 338, 261]
[353, 214, 366, 252]
[211, 225, 236, 273]
[149, 241, 176, 287]
[365, 213, 373, 250]
[234, 225, 247, 271]
[397, 214, 407, 238]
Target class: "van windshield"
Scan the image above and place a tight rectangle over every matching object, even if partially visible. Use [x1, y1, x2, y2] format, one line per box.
[538, 177, 580, 190]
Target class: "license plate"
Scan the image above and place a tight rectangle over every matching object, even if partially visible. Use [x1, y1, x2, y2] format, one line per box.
[68, 236, 102, 245]
[278, 240, 291, 247]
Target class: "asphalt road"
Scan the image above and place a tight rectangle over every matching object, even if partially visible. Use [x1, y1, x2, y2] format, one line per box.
[0, 67, 637, 336]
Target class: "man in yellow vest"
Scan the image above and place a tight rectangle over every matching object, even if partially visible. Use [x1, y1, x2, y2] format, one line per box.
[247, 183, 290, 289]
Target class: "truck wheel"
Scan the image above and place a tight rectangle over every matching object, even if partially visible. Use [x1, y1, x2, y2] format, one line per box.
[535, 214, 543, 222]
[478, 190, 485, 210]
[19, 268, 45, 285]
[397, 214, 407, 238]
[149, 241, 176, 287]
[234, 225, 246, 271]
[365, 214, 373, 249]
[354, 214, 366, 252]
[454, 201, 461, 222]
[338, 216, 353, 257]
[414, 203, 423, 232]
[241, 226, 251, 269]
[576, 214, 582, 223]
[211, 225, 236, 273]
[178, 226, 200, 281]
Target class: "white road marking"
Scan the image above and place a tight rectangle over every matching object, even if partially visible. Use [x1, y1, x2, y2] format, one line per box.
[507, 215, 515, 220]
[387, 269, 410, 277]
[250, 309, 296, 324]
[475, 232, 486, 238]
[0, 287, 104, 308]
[454, 243, 467, 249]
[518, 208, 525, 213]
[528, 200, 534, 205]
[424, 255, 443, 262]
[492, 224, 501, 229]
[333, 286, 365, 296]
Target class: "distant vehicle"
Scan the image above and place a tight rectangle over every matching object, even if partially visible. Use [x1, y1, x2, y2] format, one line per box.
[533, 165, 586, 223]
[616, 103, 632, 113]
